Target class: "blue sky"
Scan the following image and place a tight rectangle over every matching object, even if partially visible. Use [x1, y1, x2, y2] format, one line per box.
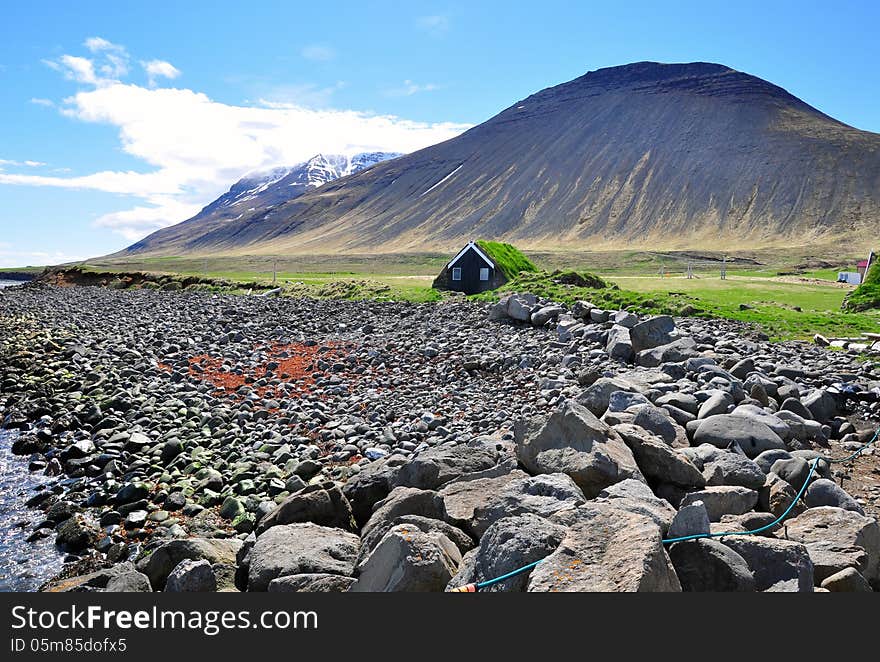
[1, 0, 878, 267]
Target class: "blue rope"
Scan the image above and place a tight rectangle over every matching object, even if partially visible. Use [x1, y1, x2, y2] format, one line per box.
[469, 425, 879, 590]
[660, 457, 819, 544]
[476, 560, 542, 590]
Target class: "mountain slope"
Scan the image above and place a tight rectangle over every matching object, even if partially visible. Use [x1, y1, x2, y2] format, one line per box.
[122, 152, 400, 254]
[123, 62, 880, 256]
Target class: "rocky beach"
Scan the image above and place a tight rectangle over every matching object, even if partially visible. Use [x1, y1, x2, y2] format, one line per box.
[1, 281, 878, 592]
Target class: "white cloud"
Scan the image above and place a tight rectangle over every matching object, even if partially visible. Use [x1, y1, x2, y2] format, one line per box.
[416, 15, 450, 34]
[142, 59, 181, 87]
[0, 244, 86, 269]
[385, 80, 441, 97]
[301, 45, 336, 62]
[0, 159, 46, 168]
[57, 55, 99, 84]
[30, 97, 55, 107]
[4, 45, 472, 241]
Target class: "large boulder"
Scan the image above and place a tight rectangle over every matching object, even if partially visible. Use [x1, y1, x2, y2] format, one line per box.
[606, 325, 634, 362]
[527, 503, 681, 592]
[786, 506, 880, 587]
[43, 563, 146, 593]
[470, 473, 586, 538]
[104, 569, 153, 593]
[820, 567, 873, 592]
[256, 483, 355, 534]
[615, 424, 704, 488]
[702, 452, 766, 490]
[137, 538, 243, 590]
[721, 536, 813, 592]
[349, 525, 460, 592]
[392, 439, 507, 491]
[679, 486, 759, 522]
[630, 315, 677, 353]
[802, 389, 838, 423]
[668, 539, 755, 592]
[693, 414, 786, 458]
[447, 514, 566, 592]
[341, 454, 408, 526]
[268, 574, 356, 592]
[242, 523, 360, 592]
[596, 479, 677, 534]
[635, 338, 699, 368]
[164, 559, 217, 592]
[515, 400, 641, 498]
[803, 479, 864, 514]
[576, 378, 641, 417]
[359, 487, 446, 557]
[438, 470, 528, 536]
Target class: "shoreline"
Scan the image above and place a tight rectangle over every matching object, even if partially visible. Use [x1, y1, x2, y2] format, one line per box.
[0, 282, 878, 592]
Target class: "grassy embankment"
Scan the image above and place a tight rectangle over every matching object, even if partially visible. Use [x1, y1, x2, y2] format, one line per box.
[40, 248, 880, 341]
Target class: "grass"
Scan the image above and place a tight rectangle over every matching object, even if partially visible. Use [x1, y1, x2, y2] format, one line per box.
[475, 240, 538, 280]
[18, 247, 880, 340]
[844, 258, 880, 312]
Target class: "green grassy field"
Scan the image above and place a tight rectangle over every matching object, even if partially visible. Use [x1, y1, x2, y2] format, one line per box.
[33, 247, 879, 341]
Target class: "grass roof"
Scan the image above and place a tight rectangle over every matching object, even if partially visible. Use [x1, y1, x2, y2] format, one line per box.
[844, 252, 880, 311]
[476, 240, 538, 280]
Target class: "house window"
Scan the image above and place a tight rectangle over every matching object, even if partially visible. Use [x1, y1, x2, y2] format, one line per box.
[479, 268, 490, 281]
[452, 267, 462, 281]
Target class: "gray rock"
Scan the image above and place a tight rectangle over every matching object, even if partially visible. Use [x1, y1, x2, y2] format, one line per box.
[721, 536, 813, 592]
[698, 391, 733, 419]
[471, 473, 586, 538]
[635, 337, 699, 368]
[655, 392, 700, 416]
[528, 502, 681, 592]
[804, 479, 864, 514]
[819, 567, 873, 592]
[679, 486, 759, 522]
[103, 569, 153, 593]
[786, 506, 880, 587]
[243, 523, 360, 592]
[164, 559, 217, 592]
[702, 452, 766, 490]
[615, 424, 705, 488]
[359, 487, 446, 557]
[392, 440, 504, 491]
[137, 538, 243, 590]
[256, 484, 355, 534]
[577, 377, 641, 417]
[770, 457, 812, 491]
[607, 390, 650, 412]
[268, 574, 356, 592]
[447, 514, 566, 592]
[606, 325, 634, 362]
[438, 470, 527, 536]
[667, 500, 710, 539]
[387, 515, 475, 556]
[802, 389, 838, 423]
[350, 525, 460, 592]
[632, 406, 683, 446]
[753, 449, 793, 474]
[514, 399, 640, 498]
[693, 414, 786, 458]
[630, 315, 677, 353]
[668, 539, 755, 591]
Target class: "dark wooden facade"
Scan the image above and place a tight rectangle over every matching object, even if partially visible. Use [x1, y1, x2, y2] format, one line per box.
[432, 242, 506, 294]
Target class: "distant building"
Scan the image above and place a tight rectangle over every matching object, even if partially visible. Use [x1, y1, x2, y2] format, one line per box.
[433, 240, 536, 295]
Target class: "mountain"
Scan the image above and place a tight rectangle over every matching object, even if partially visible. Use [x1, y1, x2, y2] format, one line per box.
[122, 62, 880, 256]
[122, 152, 401, 254]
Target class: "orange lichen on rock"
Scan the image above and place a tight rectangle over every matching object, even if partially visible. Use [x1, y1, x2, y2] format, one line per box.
[158, 341, 356, 403]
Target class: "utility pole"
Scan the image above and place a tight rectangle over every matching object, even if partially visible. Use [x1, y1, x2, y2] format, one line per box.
[687, 262, 693, 279]
[272, 259, 277, 285]
[721, 256, 727, 280]
[203, 258, 207, 278]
